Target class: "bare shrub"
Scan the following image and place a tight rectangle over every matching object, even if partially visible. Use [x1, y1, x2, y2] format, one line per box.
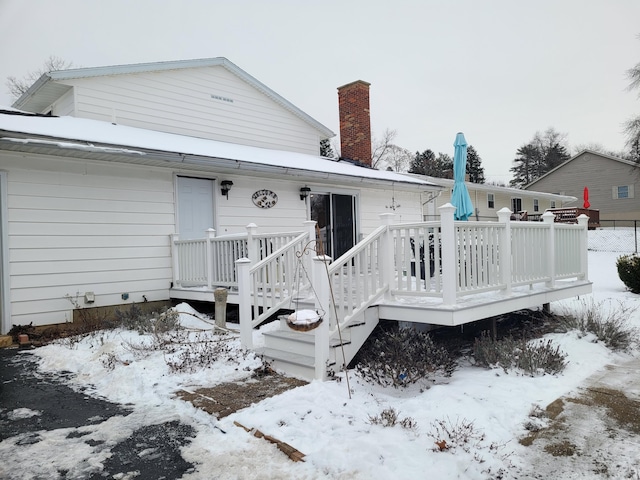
[558, 299, 638, 351]
[115, 305, 179, 335]
[428, 416, 484, 452]
[472, 332, 567, 375]
[368, 407, 417, 430]
[355, 327, 456, 388]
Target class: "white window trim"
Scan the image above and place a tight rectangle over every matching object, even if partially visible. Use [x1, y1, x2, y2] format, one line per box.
[487, 193, 495, 209]
[613, 184, 634, 199]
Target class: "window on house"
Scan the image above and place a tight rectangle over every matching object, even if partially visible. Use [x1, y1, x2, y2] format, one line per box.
[487, 193, 495, 209]
[533, 199, 539, 212]
[511, 198, 522, 213]
[550, 200, 556, 209]
[613, 185, 634, 199]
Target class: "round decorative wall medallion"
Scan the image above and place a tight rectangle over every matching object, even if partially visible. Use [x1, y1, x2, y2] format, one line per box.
[252, 189, 278, 209]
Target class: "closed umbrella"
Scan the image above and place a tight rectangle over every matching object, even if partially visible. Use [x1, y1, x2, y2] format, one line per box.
[583, 186, 590, 209]
[451, 132, 474, 221]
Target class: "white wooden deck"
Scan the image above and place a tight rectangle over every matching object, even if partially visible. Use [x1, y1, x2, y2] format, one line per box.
[170, 204, 592, 380]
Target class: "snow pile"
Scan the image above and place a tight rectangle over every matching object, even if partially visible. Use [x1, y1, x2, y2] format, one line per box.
[1, 250, 639, 478]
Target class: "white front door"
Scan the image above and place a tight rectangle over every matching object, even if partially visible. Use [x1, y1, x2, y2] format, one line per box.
[177, 176, 215, 240]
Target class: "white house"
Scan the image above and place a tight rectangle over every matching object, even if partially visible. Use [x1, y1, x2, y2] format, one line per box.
[409, 174, 576, 221]
[1, 58, 591, 380]
[0, 58, 442, 333]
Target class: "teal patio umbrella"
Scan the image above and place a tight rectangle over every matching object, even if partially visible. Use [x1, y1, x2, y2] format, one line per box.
[451, 132, 474, 221]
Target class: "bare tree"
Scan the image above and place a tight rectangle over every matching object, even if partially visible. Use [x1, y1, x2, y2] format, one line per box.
[573, 142, 630, 160]
[370, 128, 398, 169]
[6, 56, 73, 99]
[625, 37, 640, 162]
[383, 144, 413, 172]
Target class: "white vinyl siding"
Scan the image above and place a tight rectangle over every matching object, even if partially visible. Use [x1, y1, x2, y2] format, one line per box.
[61, 66, 322, 155]
[3, 152, 175, 327]
[51, 89, 75, 116]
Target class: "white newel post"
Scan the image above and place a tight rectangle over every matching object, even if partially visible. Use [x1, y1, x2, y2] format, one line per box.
[497, 208, 512, 295]
[171, 233, 180, 288]
[542, 211, 556, 287]
[303, 220, 317, 276]
[313, 255, 332, 381]
[205, 228, 216, 289]
[577, 214, 589, 281]
[236, 257, 253, 349]
[246, 223, 258, 261]
[439, 203, 457, 306]
[379, 213, 396, 300]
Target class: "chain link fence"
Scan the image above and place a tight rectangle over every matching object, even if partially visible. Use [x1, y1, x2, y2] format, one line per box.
[589, 220, 640, 254]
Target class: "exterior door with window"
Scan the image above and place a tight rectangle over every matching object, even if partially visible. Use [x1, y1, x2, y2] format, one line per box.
[310, 192, 356, 259]
[177, 176, 215, 239]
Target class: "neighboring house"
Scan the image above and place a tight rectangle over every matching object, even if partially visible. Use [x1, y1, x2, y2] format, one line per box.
[408, 174, 576, 221]
[524, 150, 640, 221]
[0, 58, 442, 333]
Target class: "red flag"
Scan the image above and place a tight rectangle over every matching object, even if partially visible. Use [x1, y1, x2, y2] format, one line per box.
[583, 186, 590, 209]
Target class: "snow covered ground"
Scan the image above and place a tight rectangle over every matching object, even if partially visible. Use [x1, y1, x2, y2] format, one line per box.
[1, 248, 639, 479]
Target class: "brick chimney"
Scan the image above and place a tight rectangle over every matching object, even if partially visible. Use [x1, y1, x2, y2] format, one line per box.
[337, 80, 372, 166]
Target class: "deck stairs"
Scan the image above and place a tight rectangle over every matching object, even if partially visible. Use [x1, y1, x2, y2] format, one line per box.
[258, 306, 379, 381]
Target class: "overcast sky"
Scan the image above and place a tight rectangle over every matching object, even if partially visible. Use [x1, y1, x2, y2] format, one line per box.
[1, 1, 638, 182]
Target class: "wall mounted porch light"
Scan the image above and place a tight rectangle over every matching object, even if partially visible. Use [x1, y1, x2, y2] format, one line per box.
[220, 180, 233, 199]
[300, 186, 311, 201]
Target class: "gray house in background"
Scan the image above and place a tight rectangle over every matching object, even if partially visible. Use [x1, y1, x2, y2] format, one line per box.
[524, 150, 640, 221]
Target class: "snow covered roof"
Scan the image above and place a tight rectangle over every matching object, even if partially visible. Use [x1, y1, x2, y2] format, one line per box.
[405, 173, 577, 203]
[12, 57, 335, 139]
[0, 110, 441, 190]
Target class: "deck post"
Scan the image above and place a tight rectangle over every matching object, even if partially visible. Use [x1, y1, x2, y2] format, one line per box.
[205, 228, 216, 289]
[542, 211, 556, 287]
[497, 208, 512, 295]
[577, 214, 589, 281]
[246, 223, 258, 261]
[236, 257, 253, 349]
[171, 233, 180, 288]
[439, 203, 457, 306]
[313, 255, 332, 381]
[379, 213, 396, 300]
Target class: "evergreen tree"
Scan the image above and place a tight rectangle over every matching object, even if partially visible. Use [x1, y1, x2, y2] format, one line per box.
[465, 145, 485, 183]
[320, 139, 336, 158]
[509, 128, 570, 187]
[409, 150, 453, 177]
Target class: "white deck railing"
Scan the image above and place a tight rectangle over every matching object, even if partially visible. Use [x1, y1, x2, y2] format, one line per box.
[211, 205, 590, 364]
[171, 225, 304, 289]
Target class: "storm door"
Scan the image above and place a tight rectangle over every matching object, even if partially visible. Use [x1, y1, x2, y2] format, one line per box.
[177, 176, 215, 239]
[310, 193, 356, 260]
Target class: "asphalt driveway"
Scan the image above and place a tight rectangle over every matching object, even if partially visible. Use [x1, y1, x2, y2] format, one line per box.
[0, 347, 196, 480]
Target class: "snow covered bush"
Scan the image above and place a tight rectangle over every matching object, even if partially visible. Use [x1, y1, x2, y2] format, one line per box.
[472, 332, 567, 375]
[616, 253, 640, 293]
[558, 299, 637, 351]
[368, 407, 417, 430]
[355, 326, 456, 388]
